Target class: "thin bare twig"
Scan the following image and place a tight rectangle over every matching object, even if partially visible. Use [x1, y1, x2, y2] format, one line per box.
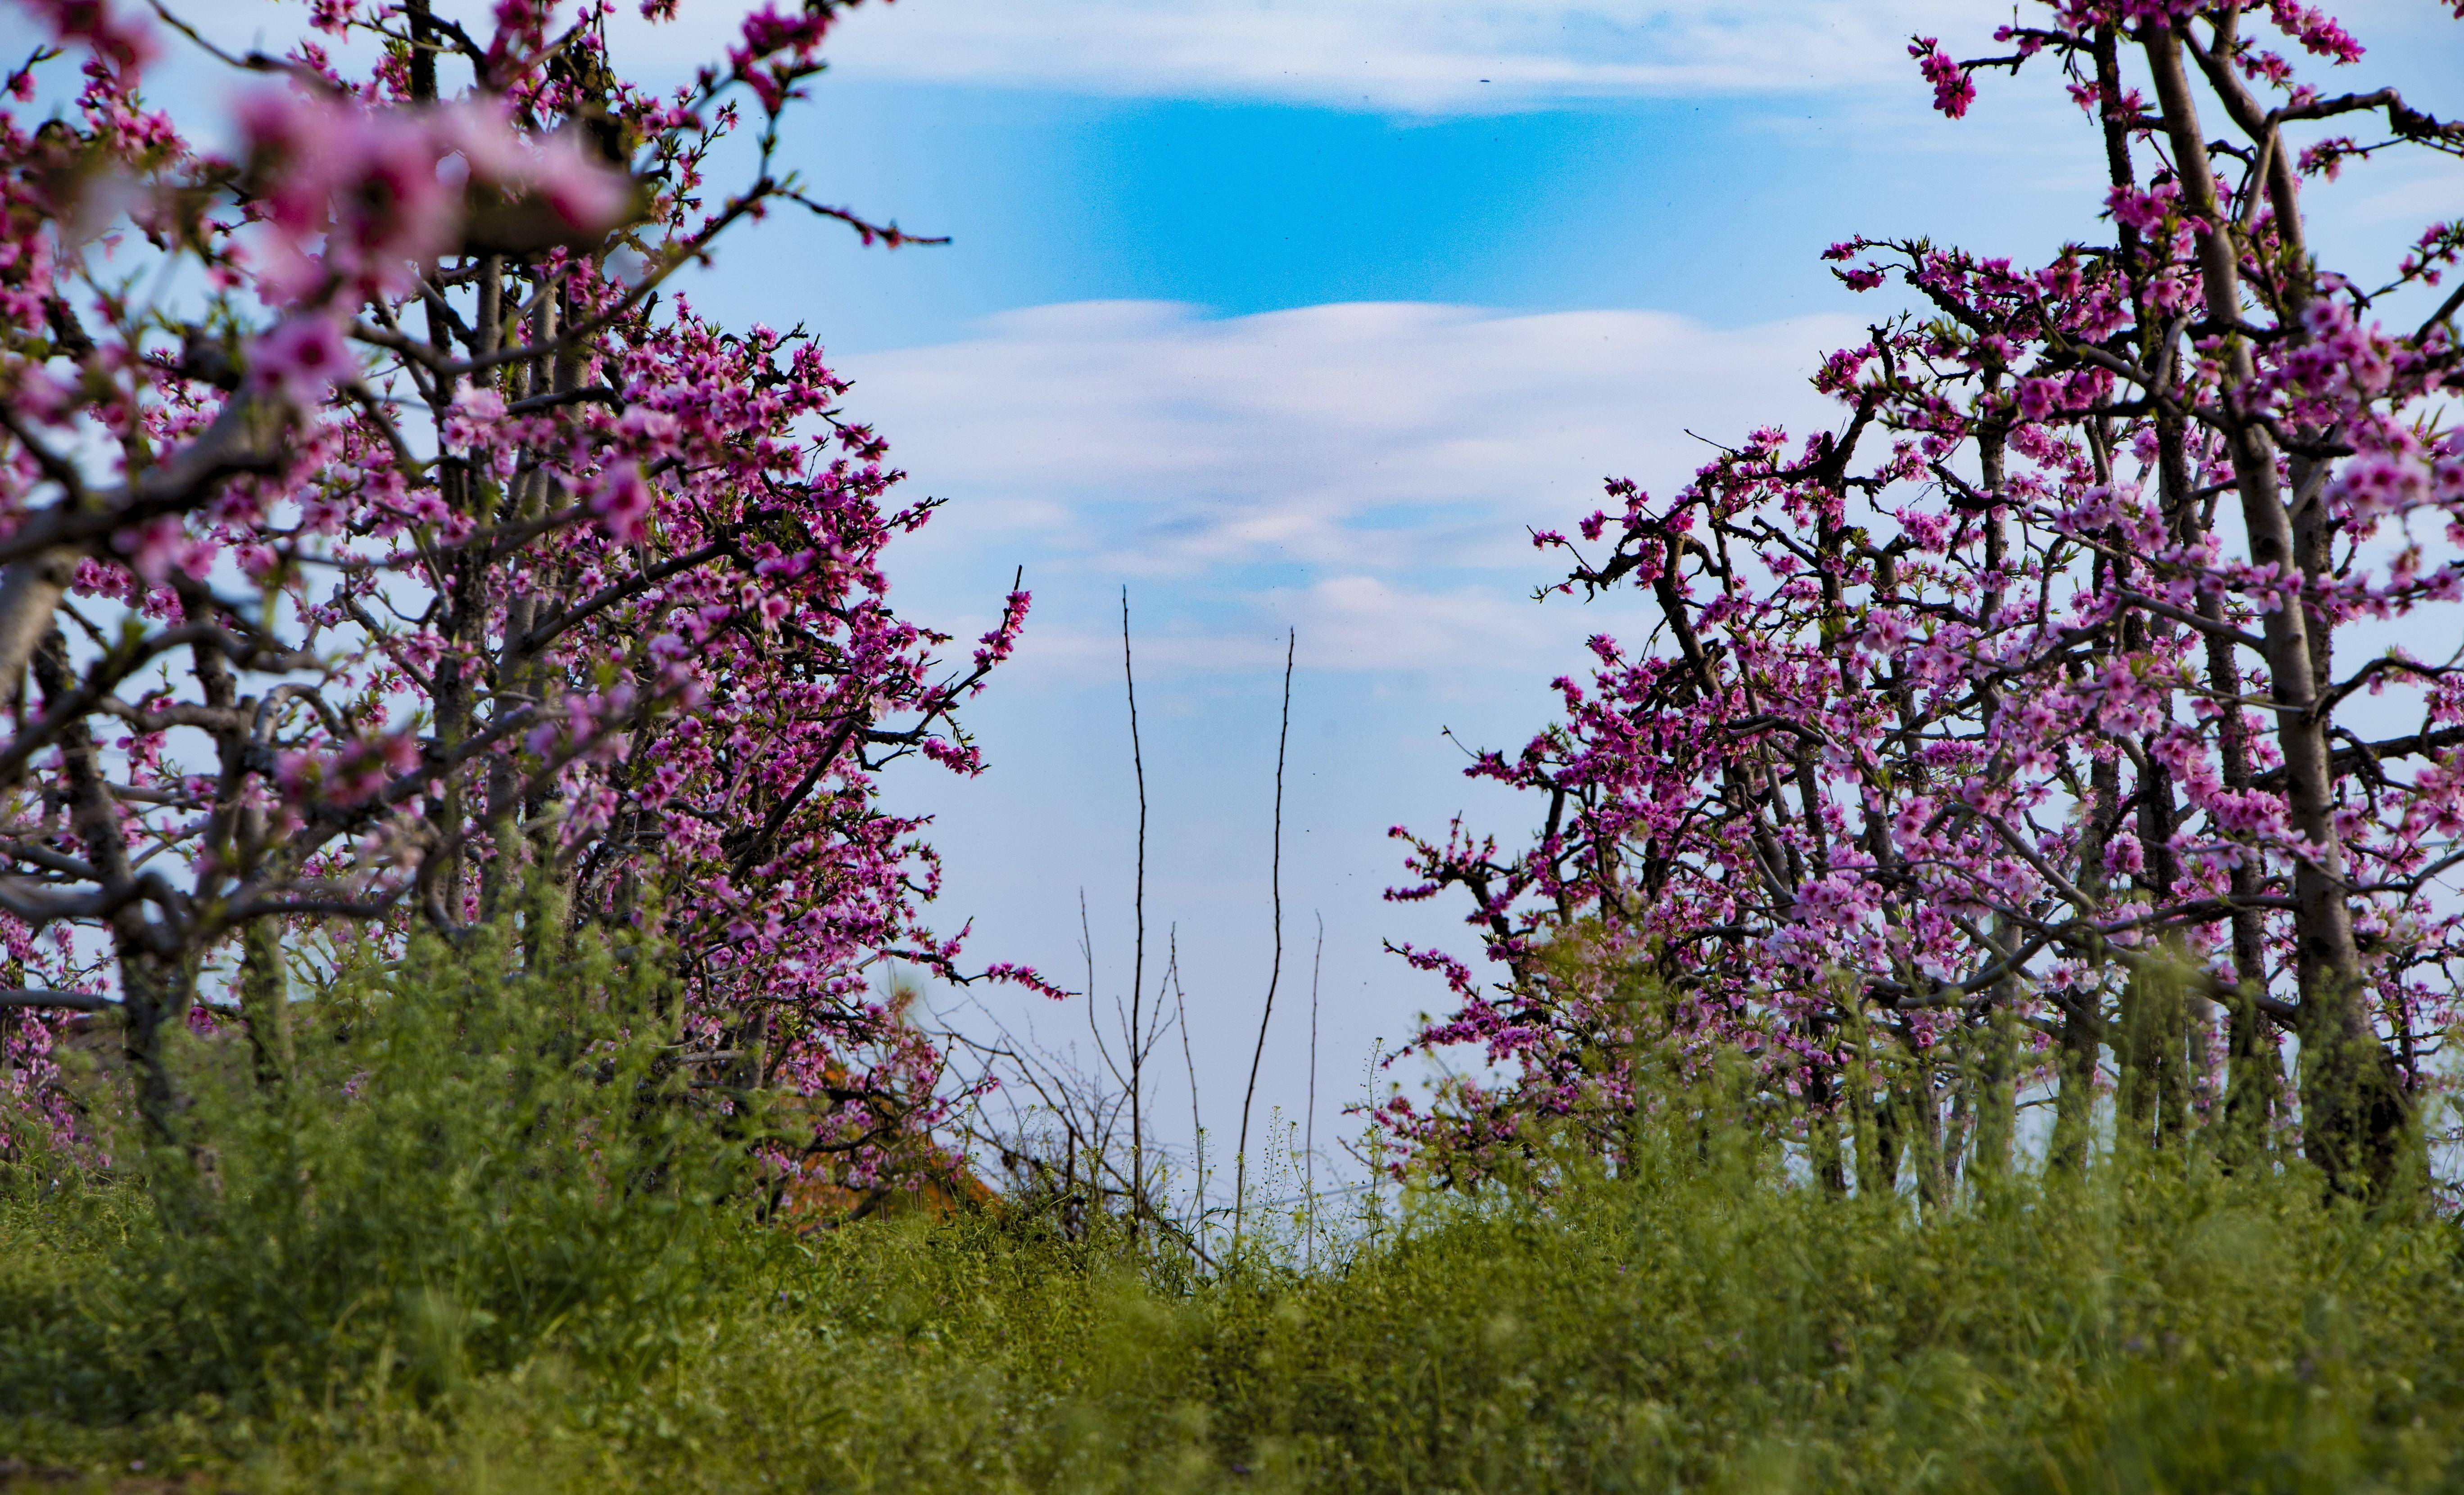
[1306, 909, 1323, 1267]
[1170, 929, 1202, 1221]
[1235, 628, 1295, 1247]
[1123, 586, 1148, 1237]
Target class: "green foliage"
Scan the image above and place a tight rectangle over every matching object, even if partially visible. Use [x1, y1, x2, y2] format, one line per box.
[0, 924, 745, 1442]
[7, 961, 2464, 1492]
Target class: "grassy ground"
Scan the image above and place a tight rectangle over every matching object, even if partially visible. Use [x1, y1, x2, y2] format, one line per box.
[7, 1132, 2464, 1493]
[5, 940, 2462, 1491]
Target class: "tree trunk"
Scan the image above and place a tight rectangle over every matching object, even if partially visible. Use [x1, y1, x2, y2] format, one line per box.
[0, 549, 74, 720]
[2050, 989, 2100, 1176]
[2140, 24, 2406, 1196]
[239, 920, 292, 1090]
[1848, 1015, 1897, 1198]
[1967, 991, 2017, 1189]
[1804, 1023, 1849, 1196]
[33, 631, 190, 1139]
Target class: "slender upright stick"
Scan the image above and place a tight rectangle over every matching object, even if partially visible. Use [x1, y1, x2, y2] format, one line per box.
[1235, 629, 1295, 1247]
[1170, 929, 1203, 1223]
[1080, 886, 1114, 1091]
[1305, 911, 1323, 1266]
[1073, 887, 1102, 1218]
[1079, 888, 1096, 1028]
[1122, 587, 1149, 1234]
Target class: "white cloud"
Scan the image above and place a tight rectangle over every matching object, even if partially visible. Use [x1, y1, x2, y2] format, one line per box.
[177, 0, 1953, 109]
[149, 0, 2464, 119]
[818, 0, 2464, 113]
[1006, 574, 1567, 676]
[1275, 574, 1563, 672]
[612, 0, 2438, 113]
[842, 299, 1860, 672]
[811, 0, 1978, 111]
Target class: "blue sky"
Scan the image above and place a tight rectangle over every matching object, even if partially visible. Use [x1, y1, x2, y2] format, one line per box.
[100, 0, 2464, 1194]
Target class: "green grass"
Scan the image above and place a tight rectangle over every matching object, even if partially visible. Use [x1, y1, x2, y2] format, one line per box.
[10, 1138, 2464, 1491]
[5, 943, 2464, 1490]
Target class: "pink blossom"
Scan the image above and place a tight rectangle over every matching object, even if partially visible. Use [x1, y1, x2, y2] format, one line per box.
[442, 384, 506, 445]
[588, 460, 655, 542]
[247, 313, 354, 406]
[532, 134, 633, 232]
[23, 0, 157, 77]
[1909, 36, 1974, 118]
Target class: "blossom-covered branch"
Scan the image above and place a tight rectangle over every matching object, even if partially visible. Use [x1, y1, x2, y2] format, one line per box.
[0, 0, 1043, 1191]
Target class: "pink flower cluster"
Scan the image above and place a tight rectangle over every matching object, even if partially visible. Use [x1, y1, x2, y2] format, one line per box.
[237, 88, 629, 308]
